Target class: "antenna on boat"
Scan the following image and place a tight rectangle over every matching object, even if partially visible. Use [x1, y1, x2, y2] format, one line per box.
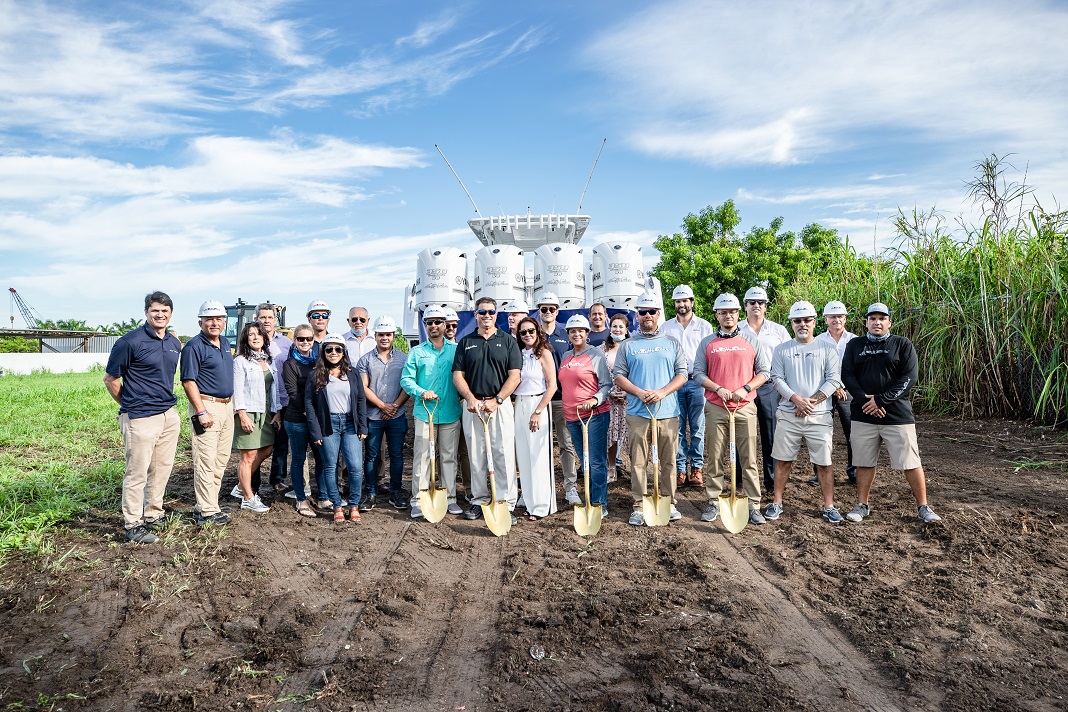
[435, 144, 483, 218]
[577, 138, 607, 212]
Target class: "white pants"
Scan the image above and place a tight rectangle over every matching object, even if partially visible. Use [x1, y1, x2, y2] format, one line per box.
[462, 400, 517, 507]
[515, 394, 557, 517]
[410, 418, 461, 507]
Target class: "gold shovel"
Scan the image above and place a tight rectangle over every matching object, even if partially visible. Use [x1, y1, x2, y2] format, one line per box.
[573, 405, 603, 536]
[476, 406, 512, 536]
[417, 398, 448, 523]
[641, 401, 671, 526]
[718, 404, 749, 534]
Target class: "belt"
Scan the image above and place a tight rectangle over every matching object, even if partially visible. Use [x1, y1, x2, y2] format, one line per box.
[202, 395, 232, 404]
[687, 373, 695, 380]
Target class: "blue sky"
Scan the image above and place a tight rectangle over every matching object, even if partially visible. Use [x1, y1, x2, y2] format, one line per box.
[2, 0, 1066, 335]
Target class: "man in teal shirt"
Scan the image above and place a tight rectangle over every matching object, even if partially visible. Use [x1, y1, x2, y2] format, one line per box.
[401, 305, 463, 517]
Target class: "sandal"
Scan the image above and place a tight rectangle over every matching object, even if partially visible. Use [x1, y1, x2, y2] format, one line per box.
[348, 507, 361, 523]
[526, 514, 542, 522]
[295, 501, 316, 518]
[317, 500, 332, 510]
[333, 507, 345, 523]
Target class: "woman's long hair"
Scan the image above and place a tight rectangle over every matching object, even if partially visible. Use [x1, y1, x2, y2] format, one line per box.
[312, 343, 351, 392]
[604, 313, 631, 352]
[237, 321, 272, 363]
[515, 316, 549, 358]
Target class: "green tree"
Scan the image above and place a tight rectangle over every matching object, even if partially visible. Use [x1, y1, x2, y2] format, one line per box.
[0, 336, 37, 353]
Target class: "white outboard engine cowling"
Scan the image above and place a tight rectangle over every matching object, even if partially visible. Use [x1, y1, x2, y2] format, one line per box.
[590, 241, 646, 309]
[533, 243, 585, 309]
[472, 244, 525, 308]
[415, 247, 469, 311]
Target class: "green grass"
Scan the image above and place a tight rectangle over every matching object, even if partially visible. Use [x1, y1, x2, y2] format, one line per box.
[0, 370, 189, 558]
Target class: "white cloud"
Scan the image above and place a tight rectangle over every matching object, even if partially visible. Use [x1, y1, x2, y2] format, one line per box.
[193, 0, 317, 67]
[396, 14, 459, 49]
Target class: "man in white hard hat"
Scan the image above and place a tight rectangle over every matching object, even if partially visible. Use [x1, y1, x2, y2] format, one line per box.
[180, 300, 236, 526]
[613, 292, 688, 525]
[443, 307, 460, 344]
[441, 306, 468, 497]
[587, 302, 610, 347]
[344, 305, 376, 364]
[506, 300, 530, 337]
[537, 291, 580, 504]
[841, 303, 942, 524]
[809, 300, 858, 486]
[254, 302, 293, 497]
[693, 293, 770, 525]
[763, 301, 844, 524]
[357, 315, 410, 511]
[661, 284, 715, 489]
[306, 299, 332, 344]
[739, 285, 790, 490]
[401, 306, 464, 517]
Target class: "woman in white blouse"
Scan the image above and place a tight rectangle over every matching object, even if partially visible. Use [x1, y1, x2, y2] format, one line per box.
[513, 316, 557, 519]
[232, 321, 281, 513]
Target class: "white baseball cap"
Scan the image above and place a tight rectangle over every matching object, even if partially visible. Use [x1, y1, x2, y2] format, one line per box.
[565, 315, 591, 331]
[321, 333, 345, 346]
[443, 307, 459, 322]
[867, 302, 891, 317]
[373, 315, 397, 333]
[744, 286, 769, 302]
[788, 301, 817, 319]
[634, 292, 660, 310]
[714, 293, 741, 310]
[823, 300, 848, 316]
[198, 300, 226, 317]
[506, 299, 530, 314]
[306, 299, 330, 314]
[422, 305, 448, 321]
[536, 292, 560, 306]
[671, 284, 695, 301]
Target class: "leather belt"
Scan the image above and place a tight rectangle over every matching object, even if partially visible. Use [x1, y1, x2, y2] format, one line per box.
[202, 395, 232, 403]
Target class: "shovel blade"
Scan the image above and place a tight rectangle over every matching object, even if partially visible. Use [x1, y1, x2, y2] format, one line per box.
[481, 501, 512, 537]
[418, 487, 449, 524]
[718, 494, 749, 534]
[573, 505, 603, 536]
[642, 494, 672, 527]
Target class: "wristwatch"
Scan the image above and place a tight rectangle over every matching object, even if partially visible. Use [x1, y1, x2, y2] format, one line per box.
[534, 408, 543, 415]
[743, 384, 753, 393]
[495, 395, 504, 404]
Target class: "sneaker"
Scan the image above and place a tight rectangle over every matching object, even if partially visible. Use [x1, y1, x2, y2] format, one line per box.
[748, 509, 766, 525]
[447, 502, 463, 516]
[765, 502, 783, 521]
[516, 494, 526, 508]
[917, 505, 942, 523]
[126, 524, 157, 544]
[763, 476, 774, 491]
[676, 471, 688, 488]
[359, 495, 376, 512]
[231, 485, 243, 498]
[845, 503, 870, 523]
[607, 469, 617, 483]
[700, 503, 720, 522]
[410, 505, 423, 519]
[565, 488, 582, 506]
[284, 490, 297, 499]
[191, 509, 208, 526]
[806, 475, 820, 487]
[211, 511, 231, 525]
[601, 504, 608, 518]
[510, 513, 518, 526]
[144, 517, 165, 531]
[846, 468, 857, 485]
[389, 492, 409, 510]
[628, 510, 645, 526]
[822, 507, 844, 524]
[464, 506, 484, 521]
[241, 495, 270, 513]
[689, 468, 704, 487]
[669, 506, 682, 522]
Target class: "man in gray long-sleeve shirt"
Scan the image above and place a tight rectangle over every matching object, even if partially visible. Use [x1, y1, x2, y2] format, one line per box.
[763, 302, 844, 524]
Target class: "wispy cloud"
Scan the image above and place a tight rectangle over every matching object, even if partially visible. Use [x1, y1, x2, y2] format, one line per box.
[396, 14, 459, 49]
[193, 0, 317, 67]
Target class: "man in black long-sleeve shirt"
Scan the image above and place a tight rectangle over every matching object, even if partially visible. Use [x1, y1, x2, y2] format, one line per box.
[840, 303, 942, 524]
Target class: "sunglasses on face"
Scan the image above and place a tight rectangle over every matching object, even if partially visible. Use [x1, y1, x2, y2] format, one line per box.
[424, 319, 444, 326]
[349, 316, 368, 323]
[295, 336, 314, 343]
[476, 309, 496, 316]
[309, 312, 330, 320]
[539, 306, 557, 313]
[637, 309, 659, 316]
[445, 323, 457, 329]
[323, 346, 344, 354]
[745, 300, 767, 306]
[518, 328, 537, 336]
[792, 318, 815, 324]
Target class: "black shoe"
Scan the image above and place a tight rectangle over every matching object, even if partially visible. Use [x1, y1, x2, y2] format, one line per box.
[464, 506, 484, 520]
[144, 517, 165, 531]
[359, 495, 376, 512]
[806, 475, 820, 487]
[126, 524, 157, 544]
[211, 511, 231, 525]
[846, 469, 857, 485]
[389, 493, 408, 510]
[191, 509, 208, 526]
[763, 477, 775, 491]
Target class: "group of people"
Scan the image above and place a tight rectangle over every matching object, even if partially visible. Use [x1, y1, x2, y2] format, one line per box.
[105, 283, 940, 544]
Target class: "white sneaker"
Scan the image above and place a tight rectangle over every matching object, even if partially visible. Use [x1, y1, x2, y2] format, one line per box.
[241, 495, 269, 513]
[230, 485, 243, 498]
[565, 488, 582, 505]
[284, 490, 297, 499]
[669, 505, 682, 522]
[410, 505, 423, 519]
[447, 502, 463, 516]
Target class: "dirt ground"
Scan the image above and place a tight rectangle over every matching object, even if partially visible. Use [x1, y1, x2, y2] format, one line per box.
[1, 413, 1066, 711]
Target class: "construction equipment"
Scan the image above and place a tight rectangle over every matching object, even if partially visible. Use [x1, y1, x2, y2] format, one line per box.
[641, 401, 672, 526]
[718, 404, 749, 534]
[476, 407, 512, 536]
[417, 398, 448, 523]
[222, 299, 289, 347]
[573, 406, 603, 536]
[8, 288, 43, 329]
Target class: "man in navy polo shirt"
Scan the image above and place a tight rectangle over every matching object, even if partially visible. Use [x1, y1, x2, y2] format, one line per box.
[104, 291, 183, 544]
[181, 300, 235, 526]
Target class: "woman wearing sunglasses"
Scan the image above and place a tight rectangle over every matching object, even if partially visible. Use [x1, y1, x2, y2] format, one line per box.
[603, 313, 632, 482]
[282, 324, 325, 517]
[305, 333, 368, 523]
[232, 321, 280, 514]
[513, 316, 558, 520]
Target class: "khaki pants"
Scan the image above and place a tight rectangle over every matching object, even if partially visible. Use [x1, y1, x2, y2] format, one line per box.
[703, 401, 761, 508]
[462, 401, 517, 507]
[119, 409, 181, 529]
[552, 400, 578, 491]
[411, 418, 461, 507]
[626, 414, 679, 509]
[189, 400, 234, 516]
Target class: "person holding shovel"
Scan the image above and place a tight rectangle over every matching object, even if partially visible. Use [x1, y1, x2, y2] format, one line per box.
[401, 305, 464, 518]
[693, 293, 770, 526]
[612, 293, 688, 526]
[452, 297, 522, 523]
[763, 301, 844, 524]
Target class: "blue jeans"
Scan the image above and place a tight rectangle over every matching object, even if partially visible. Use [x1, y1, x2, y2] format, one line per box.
[365, 416, 408, 495]
[567, 410, 609, 506]
[269, 417, 289, 486]
[676, 377, 706, 472]
[284, 420, 323, 503]
[320, 413, 364, 508]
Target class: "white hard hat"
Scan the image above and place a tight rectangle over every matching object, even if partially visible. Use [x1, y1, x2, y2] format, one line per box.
[422, 305, 448, 321]
[714, 293, 741, 310]
[634, 292, 660, 310]
[373, 315, 397, 333]
[443, 307, 459, 322]
[321, 333, 345, 346]
[506, 299, 530, 314]
[306, 299, 330, 314]
[788, 301, 817, 319]
[198, 300, 226, 317]
[866, 302, 891, 317]
[671, 284, 695, 301]
[565, 315, 591, 331]
[744, 286, 769, 302]
[823, 300, 848, 316]
[536, 292, 560, 306]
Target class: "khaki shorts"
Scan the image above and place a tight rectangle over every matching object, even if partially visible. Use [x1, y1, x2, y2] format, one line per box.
[851, 421, 922, 470]
[771, 410, 833, 466]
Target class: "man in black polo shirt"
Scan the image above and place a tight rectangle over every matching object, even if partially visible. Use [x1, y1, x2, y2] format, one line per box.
[452, 297, 522, 521]
[103, 291, 183, 543]
[181, 300, 235, 526]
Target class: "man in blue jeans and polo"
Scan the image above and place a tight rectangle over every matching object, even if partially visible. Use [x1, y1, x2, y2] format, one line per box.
[358, 315, 410, 510]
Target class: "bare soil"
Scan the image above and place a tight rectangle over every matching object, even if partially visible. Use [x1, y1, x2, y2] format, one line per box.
[1, 414, 1066, 711]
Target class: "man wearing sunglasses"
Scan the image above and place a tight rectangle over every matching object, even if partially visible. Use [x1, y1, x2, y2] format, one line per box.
[306, 300, 332, 344]
[344, 306, 375, 364]
[739, 286, 791, 491]
[536, 292, 580, 504]
[811, 300, 858, 487]
[613, 292, 688, 525]
[763, 302, 844, 524]
[256, 303, 293, 497]
[358, 316, 410, 510]
[401, 305, 464, 517]
[452, 297, 522, 522]
[443, 308, 460, 343]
